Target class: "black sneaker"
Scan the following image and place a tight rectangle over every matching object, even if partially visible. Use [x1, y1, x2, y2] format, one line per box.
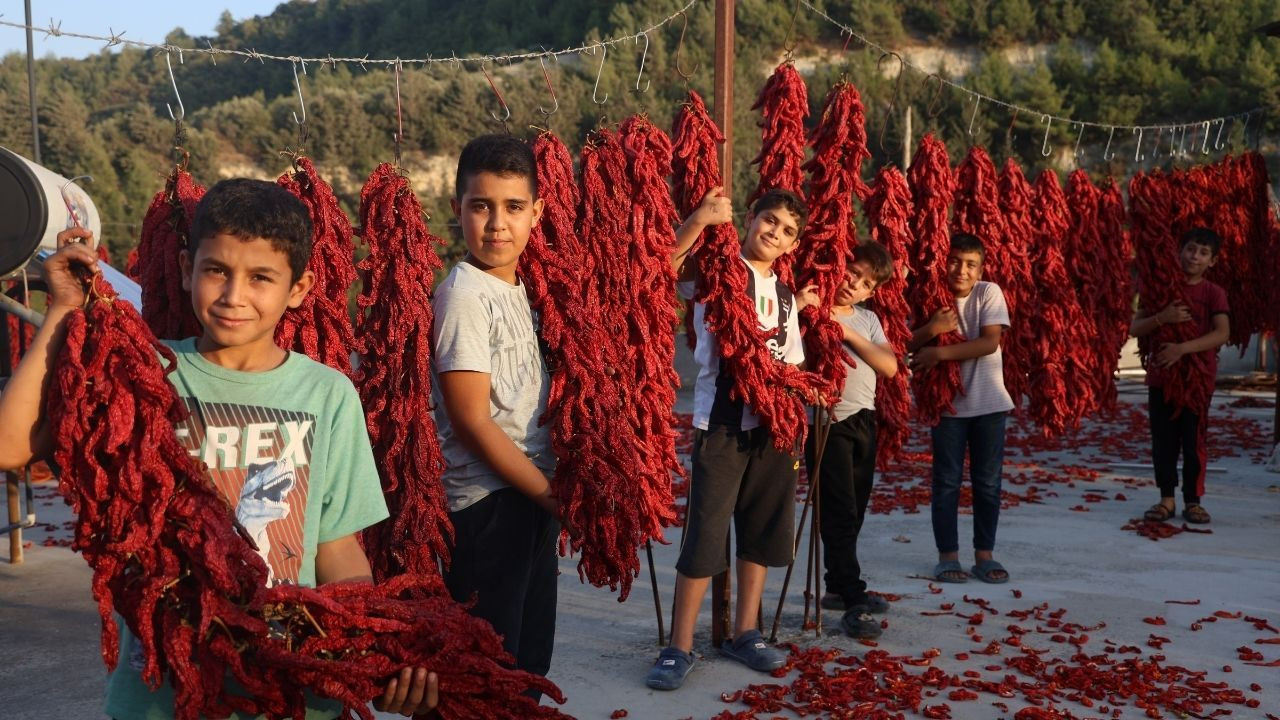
[822, 593, 890, 614]
[841, 609, 884, 639]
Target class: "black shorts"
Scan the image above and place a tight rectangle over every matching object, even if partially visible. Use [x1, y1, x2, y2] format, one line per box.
[676, 425, 799, 577]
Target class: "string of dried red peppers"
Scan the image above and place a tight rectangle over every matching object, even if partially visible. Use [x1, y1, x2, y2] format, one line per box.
[354, 163, 451, 580]
[47, 274, 568, 719]
[994, 159, 1038, 414]
[132, 165, 205, 340]
[748, 61, 810, 290]
[276, 156, 358, 376]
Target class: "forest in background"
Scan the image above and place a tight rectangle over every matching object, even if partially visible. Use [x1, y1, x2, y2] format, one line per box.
[2, 0, 1280, 264]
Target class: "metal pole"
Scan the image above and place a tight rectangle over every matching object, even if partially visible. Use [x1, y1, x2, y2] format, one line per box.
[24, 0, 42, 163]
[709, 0, 736, 649]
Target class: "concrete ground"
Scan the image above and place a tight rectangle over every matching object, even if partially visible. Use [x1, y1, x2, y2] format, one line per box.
[2, 341, 1278, 719]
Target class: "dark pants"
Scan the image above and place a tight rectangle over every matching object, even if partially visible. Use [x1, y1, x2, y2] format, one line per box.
[676, 425, 799, 578]
[443, 488, 559, 696]
[1148, 387, 1206, 504]
[806, 410, 877, 606]
[931, 412, 1007, 554]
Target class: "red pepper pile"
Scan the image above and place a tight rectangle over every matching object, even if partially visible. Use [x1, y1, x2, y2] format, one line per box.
[132, 165, 205, 340]
[354, 163, 451, 580]
[994, 160, 1038, 412]
[864, 165, 915, 467]
[749, 61, 810, 289]
[906, 134, 964, 424]
[795, 81, 872, 405]
[1025, 170, 1094, 436]
[47, 273, 566, 719]
[276, 157, 358, 376]
[672, 90, 818, 451]
[553, 120, 679, 599]
[1091, 179, 1135, 414]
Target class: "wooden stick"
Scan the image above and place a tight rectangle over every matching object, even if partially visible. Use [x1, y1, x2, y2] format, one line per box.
[645, 541, 666, 646]
[769, 403, 830, 642]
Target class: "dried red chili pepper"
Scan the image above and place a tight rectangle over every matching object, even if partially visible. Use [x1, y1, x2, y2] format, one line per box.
[354, 163, 451, 580]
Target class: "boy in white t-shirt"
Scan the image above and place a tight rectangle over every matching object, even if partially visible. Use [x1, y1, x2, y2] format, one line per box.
[645, 188, 817, 691]
[809, 241, 900, 639]
[908, 233, 1014, 585]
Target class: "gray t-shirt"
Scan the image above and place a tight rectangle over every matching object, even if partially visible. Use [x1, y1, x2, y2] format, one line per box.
[831, 305, 888, 422]
[946, 280, 1015, 418]
[431, 262, 553, 511]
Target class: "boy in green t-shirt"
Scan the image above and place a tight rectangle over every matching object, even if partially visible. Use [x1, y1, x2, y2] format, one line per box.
[0, 179, 436, 719]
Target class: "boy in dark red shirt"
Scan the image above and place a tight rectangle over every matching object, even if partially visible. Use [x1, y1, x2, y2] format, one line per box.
[1130, 227, 1230, 525]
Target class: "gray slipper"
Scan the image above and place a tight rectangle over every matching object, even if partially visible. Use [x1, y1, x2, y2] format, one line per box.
[933, 560, 969, 583]
[970, 559, 1009, 584]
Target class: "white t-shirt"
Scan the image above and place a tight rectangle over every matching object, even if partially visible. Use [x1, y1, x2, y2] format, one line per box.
[831, 305, 888, 422]
[431, 262, 554, 511]
[679, 256, 805, 431]
[945, 280, 1015, 418]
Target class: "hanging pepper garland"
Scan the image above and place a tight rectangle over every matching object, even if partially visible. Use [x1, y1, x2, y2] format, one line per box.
[1062, 170, 1105, 418]
[1092, 178, 1135, 415]
[748, 61, 810, 289]
[993, 159, 1038, 413]
[133, 166, 205, 340]
[1026, 170, 1095, 436]
[863, 165, 914, 468]
[905, 134, 964, 425]
[276, 156, 358, 377]
[672, 90, 819, 452]
[47, 274, 567, 720]
[795, 81, 872, 405]
[354, 163, 451, 580]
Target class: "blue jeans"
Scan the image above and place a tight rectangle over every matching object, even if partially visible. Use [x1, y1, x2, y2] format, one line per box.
[931, 412, 1007, 554]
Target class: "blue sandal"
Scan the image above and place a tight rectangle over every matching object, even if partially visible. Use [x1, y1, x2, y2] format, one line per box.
[933, 560, 969, 583]
[970, 559, 1009, 584]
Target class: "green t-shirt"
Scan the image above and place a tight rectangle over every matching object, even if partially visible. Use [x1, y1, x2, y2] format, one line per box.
[104, 338, 389, 720]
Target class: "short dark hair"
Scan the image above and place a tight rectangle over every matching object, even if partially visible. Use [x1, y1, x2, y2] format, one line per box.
[1180, 226, 1221, 256]
[851, 240, 894, 285]
[455, 134, 538, 200]
[949, 232, 986, 262]
[751, 188, 809, 235]
[189, 178, 313, 281]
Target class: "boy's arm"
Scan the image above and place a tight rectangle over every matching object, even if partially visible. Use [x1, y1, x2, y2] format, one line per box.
[1130, 302, 1191, 338]
[0, 233, 99, 470]
[314, 534, 440, 716]
[842, 326, 898, 377]
[672, 186, 732, 281]
[910, 324, 1002, 372]
[1154, 313, 1229, 367]
[907, 308, 958, 352]
[437, 370, 557, 515]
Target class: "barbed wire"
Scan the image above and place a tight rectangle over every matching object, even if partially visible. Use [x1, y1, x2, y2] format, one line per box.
[798, 0, 1272, 149]
[0, 0, 702, 68]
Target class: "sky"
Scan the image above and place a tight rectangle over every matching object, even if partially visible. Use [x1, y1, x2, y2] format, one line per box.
[0, 1, 286, 58]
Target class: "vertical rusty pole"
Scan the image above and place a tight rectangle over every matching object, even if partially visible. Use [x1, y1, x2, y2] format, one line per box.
[7, 471, 22, 564]
[709, 0, 736, 649]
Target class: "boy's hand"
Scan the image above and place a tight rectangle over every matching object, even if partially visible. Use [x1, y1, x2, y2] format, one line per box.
[374, 667, 438, 716]
[928, 308, 958, 337]
[1156, 302, 1191, 326]
[692, 186, 733, 228]
[1154, 342, 1186, 368]
[909, 346, 941, 372]
[796, 284, 819, 311]
[44, 229, 100, 310]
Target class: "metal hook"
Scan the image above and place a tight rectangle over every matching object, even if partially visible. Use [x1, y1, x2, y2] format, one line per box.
[165, 52, 185, 122]
[1201, 120, 1211, 155]
[924, 74, 945, 119]
[392, 61, 404, 168]
[1040, 115, 1053, 157]
[1133, 127, 1145, 162]
[1103, 126, 1117, 161]
[781, 0, 801, 58]
[537, 51, 559, 118]
[1213, 117, 1227, 150]
[589, 43, 609, 105]
[675, 11, 698, 82]
[1151, 127, 1163, 160]
[634, 33, 650, 93]
[877, 52, 905, 153]
[480, 61, 511, 123]
[1072, 122, 1085, 164]
[1177, 124, 1189, 158]
[1006, 107, 1020, 146]
[1237, 112, 1253, 151]
[967, 95, 981, 137]
[290, 60, 307, 126]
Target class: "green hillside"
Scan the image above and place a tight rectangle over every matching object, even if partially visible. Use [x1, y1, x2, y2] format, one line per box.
[2, 0, 1279, 262]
